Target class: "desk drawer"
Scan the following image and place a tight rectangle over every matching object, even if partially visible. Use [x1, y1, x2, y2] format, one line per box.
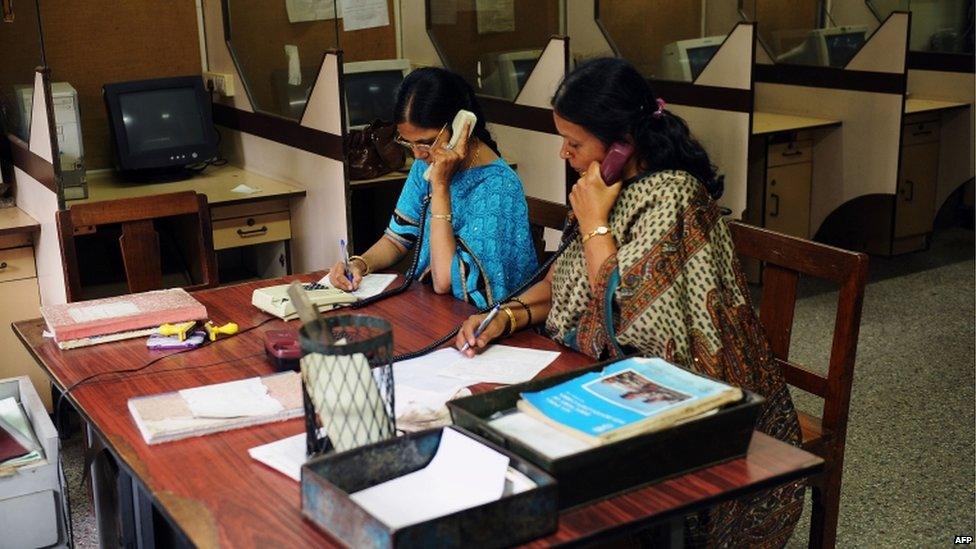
[213, 212, 291, 250]
[767, 140, 812, 167]
[902, 120, 940, 146]
[0, 246, 35, 283]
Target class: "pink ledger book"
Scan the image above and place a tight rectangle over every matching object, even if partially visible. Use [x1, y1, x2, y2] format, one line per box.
[41, 288, 208, 343]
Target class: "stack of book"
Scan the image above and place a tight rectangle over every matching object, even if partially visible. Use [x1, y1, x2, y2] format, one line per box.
[40, 288, 208, 349]
[488, 357, 743, 459]
[0, 396, 44, 474]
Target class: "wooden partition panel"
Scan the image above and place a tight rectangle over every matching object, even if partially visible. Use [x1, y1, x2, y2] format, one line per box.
[427, 0, 560, 84]
[39, 1, 202, 170]
[224, 0, 396, 115]
[597, 0, 701, 77]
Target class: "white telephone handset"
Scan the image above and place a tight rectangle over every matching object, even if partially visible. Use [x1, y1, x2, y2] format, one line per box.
[423, 109, 478, 182]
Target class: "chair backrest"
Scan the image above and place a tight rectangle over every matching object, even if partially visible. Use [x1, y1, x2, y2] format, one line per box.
[57, 191, 217, 302]
[728, 221, 868, 455]
[525, 196, 570, 264]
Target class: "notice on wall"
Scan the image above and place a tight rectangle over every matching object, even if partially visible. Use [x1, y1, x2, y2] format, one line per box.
[429, 0, 458, 25]
[285, 0, 340, 23]
[476, 0, 514, 34]
[339, 0, 389, 31]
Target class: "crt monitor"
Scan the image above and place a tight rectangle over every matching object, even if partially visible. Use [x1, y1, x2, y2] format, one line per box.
[818, 26, 868, 67]
[659, 36, 725, 81]
[477, 49, 542, 100]
[343, 59, 411, 130]
[103, 75, 218, 177]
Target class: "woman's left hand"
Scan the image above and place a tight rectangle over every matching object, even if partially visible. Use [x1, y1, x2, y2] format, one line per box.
[569, 161, 622, 233]
[425, 122, 471, 190]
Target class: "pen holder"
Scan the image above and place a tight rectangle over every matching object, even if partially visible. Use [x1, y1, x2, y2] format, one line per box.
[299, 314, 396, 457]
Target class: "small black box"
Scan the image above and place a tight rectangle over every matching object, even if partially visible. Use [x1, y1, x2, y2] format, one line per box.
[448, 358, 763, 509]
[301, 426, 558, 548]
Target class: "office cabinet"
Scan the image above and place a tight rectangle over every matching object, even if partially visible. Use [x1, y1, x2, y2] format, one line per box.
[0, 237, 47, 410]
[764, 139, 813, 239]
[894, 117, 940, 251]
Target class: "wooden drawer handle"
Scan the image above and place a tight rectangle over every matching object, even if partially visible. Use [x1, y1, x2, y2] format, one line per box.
[0, 261, 6, 270]
[769, 193, 780, 217]
[911, 130, 932, 137]
[237, 226, 269, 238]
[780, 150, 803, 157]
[904, 180, 915, 201]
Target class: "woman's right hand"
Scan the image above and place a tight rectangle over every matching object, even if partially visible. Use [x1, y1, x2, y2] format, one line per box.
[455, 311, 507, 357]
[327, 260, 363, 292]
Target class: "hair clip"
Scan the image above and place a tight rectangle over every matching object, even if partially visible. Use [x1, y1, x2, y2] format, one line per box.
[652, 98, 667, 119]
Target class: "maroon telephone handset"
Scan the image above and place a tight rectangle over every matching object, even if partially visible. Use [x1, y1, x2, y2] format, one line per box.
[599, 142, 635, 184]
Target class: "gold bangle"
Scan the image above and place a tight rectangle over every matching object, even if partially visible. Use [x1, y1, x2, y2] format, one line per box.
[431, 213, 452, 222]
[348, 255, 370, 275]
[501, 306, 518, 336]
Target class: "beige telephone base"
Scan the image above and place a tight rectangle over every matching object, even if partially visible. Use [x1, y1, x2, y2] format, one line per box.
[251, 282, 358, 320]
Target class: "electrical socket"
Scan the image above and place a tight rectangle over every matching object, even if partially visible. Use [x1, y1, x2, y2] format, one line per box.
[203, 71, 235, 97]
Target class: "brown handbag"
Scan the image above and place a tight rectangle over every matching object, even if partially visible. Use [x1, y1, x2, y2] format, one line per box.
[346, 119, 406, 180]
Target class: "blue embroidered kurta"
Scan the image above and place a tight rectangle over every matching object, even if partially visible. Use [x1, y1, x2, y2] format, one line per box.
[384, 158, 538, 308]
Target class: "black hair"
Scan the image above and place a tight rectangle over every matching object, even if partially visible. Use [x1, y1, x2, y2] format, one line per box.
[393, 67, 500, 155]
[552, 57, 722, 198]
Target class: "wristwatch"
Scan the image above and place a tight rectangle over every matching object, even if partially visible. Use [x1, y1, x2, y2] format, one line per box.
[581, 225, 611, 244]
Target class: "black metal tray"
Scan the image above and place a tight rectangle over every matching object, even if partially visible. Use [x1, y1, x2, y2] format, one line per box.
[301, 426, 558, 548]
[447, 357, 763, 509]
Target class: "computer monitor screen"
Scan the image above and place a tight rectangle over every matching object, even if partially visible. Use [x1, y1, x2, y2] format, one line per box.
[103, 76, 217, 177]
[344, 69, 404, 128]
[118, 88, 206, 154]
[824, 32, 865, 67]
[511, 59, 536, 90]
[686, 45, 721, 80]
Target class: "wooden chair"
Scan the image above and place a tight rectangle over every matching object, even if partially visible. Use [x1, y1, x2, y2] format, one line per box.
[525, 195, 569, 263]
[728, 221, 869, 549]
[57, 191, 218, 302]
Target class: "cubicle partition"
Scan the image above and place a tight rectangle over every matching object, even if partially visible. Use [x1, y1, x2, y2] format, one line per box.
[754, 13, 912, 252]
[202, 0, 348, 274]
[401, 1, 569, 204]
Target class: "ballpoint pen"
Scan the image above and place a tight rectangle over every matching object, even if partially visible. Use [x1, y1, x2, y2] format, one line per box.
[339, 239, 353, 283]
[460, 303, 502, 352]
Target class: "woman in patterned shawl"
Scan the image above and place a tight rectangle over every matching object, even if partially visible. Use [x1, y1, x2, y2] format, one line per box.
[329, 67, 537, 308]
[456, 58, 804, 547]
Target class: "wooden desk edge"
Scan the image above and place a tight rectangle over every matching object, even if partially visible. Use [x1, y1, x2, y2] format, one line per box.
[0, 208, 41, 237]
[752, 112, 843, 136]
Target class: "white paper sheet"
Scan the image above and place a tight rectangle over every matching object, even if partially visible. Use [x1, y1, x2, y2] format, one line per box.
[284, 44, 302, 86]
[350, 429, 509, 528]
[318, 272, 397, 299]
[231, 183, 261, 194]
[489, 410, 591, 459]
[339, 0, 389, 31]
[179, 378, 284, 418]
[437, 345, 559, 385]
[67, 301, 140, 323]
[285, 0, 339, 23]
[248, 432, 307, 481]
[475, 0, 514, 33]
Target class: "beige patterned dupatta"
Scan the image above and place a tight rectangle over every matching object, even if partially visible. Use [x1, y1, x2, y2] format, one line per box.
[546, 170, 803, 547]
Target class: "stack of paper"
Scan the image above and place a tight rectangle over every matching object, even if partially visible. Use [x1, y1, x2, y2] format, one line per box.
[40, 288, 208, 349]
[390, 346, 559, 432]
[0, 397, 44, 474]
[128, 372, 303, 444]
[318, 272, 398, 300]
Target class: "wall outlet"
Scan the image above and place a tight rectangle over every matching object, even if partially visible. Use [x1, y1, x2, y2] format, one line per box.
[203, 71, 235, 97]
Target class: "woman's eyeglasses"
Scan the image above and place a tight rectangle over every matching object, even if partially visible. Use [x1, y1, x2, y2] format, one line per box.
[393, 124, 447, 152]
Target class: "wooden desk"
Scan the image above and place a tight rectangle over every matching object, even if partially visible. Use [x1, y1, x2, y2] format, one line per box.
[903, 97, 970, 115]
[752, 111, 841, 136]
[14, 277, 823, 547]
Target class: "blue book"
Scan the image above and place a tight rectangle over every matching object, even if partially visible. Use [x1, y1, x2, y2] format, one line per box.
[517, 357, 743, 445]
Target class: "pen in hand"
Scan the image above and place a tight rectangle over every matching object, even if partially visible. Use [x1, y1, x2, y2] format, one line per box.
[460, 303, 502, 353]
[339, 239, 353, 284]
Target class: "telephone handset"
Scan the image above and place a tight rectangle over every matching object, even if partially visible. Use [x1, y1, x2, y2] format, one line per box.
[423, 109, 478, 182]
[599, 141, 635, 184]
